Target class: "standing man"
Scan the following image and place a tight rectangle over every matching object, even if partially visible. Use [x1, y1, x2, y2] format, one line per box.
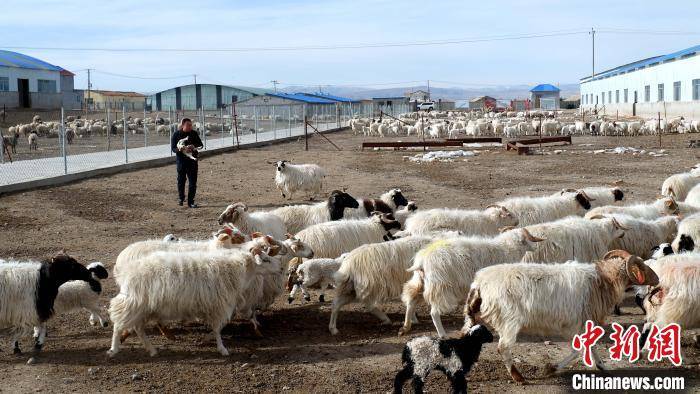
[171, 118, 203, 208]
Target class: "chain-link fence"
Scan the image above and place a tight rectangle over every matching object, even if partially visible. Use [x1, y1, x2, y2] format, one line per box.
[0, 102, 371, 188]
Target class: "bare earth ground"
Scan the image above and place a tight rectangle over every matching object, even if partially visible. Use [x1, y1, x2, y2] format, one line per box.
[1, 129, 700, 393]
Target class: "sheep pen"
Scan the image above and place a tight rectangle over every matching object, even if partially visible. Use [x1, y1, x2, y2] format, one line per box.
[0, 128, 699, 392]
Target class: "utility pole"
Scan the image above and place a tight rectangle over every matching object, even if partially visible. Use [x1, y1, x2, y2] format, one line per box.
[427, 80, 430, 100]
[86, 68, 92, 110]
[193, 74, 197, 85]
[590, 27, 596, 77]
[271, 80, 279, 92]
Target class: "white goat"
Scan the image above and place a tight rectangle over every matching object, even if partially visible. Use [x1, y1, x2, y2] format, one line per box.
[398, 205, 518, 237]
[273, 160, 325, 200]
[496, 189, 594, 226]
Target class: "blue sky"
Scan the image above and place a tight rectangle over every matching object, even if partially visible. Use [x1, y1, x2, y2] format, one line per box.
[2, 0, 699, 93]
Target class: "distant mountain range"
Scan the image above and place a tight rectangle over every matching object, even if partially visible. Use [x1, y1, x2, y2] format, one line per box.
[282, 84, 580, 104]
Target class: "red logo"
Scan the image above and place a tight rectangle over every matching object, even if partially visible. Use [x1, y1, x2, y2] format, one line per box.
[572, 320, 605, 367]
[609, 322, 641, 362]
[645, 323, 682, 366]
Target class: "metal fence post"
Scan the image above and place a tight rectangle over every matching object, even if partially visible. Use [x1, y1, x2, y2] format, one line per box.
[288, 105, 292, 137]
[200, 108, 207, 150]
[304, 115, 308, 151]
[220, 106, 224, 146]
[106, 106, 111, 151]
[144, 107, 148, 147]
[272, 105, 276, 140]
[61, 107, 67, 174]
[254, 105, 258, 142]
[123, 105, 128, 163]
[169, 106, 173, 156]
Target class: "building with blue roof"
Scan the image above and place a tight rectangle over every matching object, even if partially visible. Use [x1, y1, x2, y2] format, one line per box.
[580, 44, 700, 118]
[530, 84, 561, 110]
[0, 50, 80, 109]
[147, 84, 275, 111]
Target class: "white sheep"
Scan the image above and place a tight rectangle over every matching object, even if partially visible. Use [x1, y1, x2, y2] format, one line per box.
[398, 205, 518, 237]
[661, 169, 700, 200]
[393, 201, 418, 227]
[269, 190, 359, 234]
[273, 160, 326, 200]
[671, 212, 700, 253]
[217, 202, 287, 239]
[684, 183, 700, 207]
[521, 215, 627, 263]
[585, 197, 693, 220]
[288, 253, 348, 304]
[0, 254, 100, 354]
[398, 228, 546, 337]
[496, 189, 593, 226]
[555, 186, 624, 207]
[294, 212, 402, 260]
[588, 214, 677, 259]
[108, 248, 279, 357]
[464, 250, 658, 383]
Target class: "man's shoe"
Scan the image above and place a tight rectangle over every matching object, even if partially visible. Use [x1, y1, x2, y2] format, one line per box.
[178, 200, 184, 206]
[188, 203, 199, 208]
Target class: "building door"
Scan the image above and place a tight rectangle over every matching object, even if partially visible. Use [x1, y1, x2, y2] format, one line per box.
[17, 78, 30, 108]
[633, 91, 638, 103]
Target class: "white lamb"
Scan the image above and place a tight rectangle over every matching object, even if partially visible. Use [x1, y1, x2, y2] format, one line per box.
[288, 253, 348, 304]
[273, 160, 326, 200]
[661, 169, 700, 200]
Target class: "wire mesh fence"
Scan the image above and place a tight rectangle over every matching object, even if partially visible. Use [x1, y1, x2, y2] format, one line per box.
[0, 102, 370, 188]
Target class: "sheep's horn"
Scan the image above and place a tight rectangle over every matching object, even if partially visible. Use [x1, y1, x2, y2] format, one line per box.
[611, 217, 630, 231]
[233, 202, 249, 211]
[579, 190, 595, 201]
[588, 214, 606, 220]
[499, 226, 517, 233]
[603, 249, 632, 260]
[560, 188, 578, 195]
[522, 228, 546, 242]
[485, 204, 502, 209]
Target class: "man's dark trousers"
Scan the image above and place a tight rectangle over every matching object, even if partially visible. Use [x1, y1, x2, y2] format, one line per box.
[177, 161, 198, 205]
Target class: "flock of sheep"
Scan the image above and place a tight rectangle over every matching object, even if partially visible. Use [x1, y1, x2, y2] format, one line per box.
[350, 110, 699, 139]
[1, 149, 700, 391]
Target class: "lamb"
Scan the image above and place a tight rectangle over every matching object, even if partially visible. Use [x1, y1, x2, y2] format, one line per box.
[0, 253, 101, 354]
[684, 183, 700, 207]
[398, 205, 518, 237]
[176, 136, 198, 161]
[273, 160, 326, 200]
[108, 248, 280, 357]
[495, 189, 593, 226]
[661, 169, 700, 200]
[463, 250, 658, 383]
[585, 197, 692, 220]
[671, 212, 700, 253]
[217, 202, 287, 239]
[287, 253, 348, 304]
[398, 228, 546, 337]
[32, 262, 110, 348]
[640, 253, 700, 346]
[269, 190, 359, 234]
[588, 214, 677, 259]
[294, 212, 401, 260]
[346, 189, 409, 219]
[393, 325, 493, 394]
[521, 215, 627, 263]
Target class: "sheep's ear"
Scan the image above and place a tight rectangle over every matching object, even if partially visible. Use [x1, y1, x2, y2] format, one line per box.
[250, 232, 263, 239]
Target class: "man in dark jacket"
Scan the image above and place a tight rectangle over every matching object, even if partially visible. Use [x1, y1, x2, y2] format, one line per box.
[171, 118, 203, 208]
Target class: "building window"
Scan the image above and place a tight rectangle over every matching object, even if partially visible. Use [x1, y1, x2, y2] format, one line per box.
[645, 85, 651, 102]
[657, 83, 664, 102]
[0, 76, 8, 91]
[37, 79, 56, 93]
[615, 90, 619, 103]
[608, 91, 611, 103]
[602, 93, 605, 105]
[624, 89, 628, 103]
[673, 81, 681, 101]
[694, 79, 700, 100]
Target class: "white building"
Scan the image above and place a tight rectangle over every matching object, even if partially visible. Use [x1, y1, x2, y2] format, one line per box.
[0, 50, 80, 109]
[580, 45, 700, 118]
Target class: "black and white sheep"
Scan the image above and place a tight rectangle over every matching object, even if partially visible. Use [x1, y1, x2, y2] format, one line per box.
[346, 189, 409, 219]
[269, 190, 360, 234]
[0, 254, 101, 354]
[394, 325, 493, 394]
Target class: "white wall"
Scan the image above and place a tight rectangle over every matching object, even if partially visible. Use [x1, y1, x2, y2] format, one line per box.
[0, 66, 62, 92]
[580, 54, 700, 119]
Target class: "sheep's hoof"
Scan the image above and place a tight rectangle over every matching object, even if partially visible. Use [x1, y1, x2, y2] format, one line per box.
[694, 334, 700, 348]
[304, 295, 311, 302]
[329, 327, 339, 336]
[253, 328, 264, 338]
[318, 294, 325, 303]
[148, 349, 158, 357]
[90, 320, 97, 326]
[106, 349, 118, 358]
[33, 343, 43, 352]
[218, 348, 230, 357]
[287, 297, 294, 304]
[398, 327, 410, 337]
[281, 193, 286, 198]
[102, 321, 109, 328]
[544, 363, 558, 377]
[510, 365, 527, 384]
[13, 347, 22, 355]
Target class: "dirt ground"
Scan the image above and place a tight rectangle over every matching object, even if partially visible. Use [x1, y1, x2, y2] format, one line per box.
[1, 129, 699, 393]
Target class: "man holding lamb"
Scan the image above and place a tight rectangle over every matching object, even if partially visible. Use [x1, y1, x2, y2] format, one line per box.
[170, 118, 203, 208]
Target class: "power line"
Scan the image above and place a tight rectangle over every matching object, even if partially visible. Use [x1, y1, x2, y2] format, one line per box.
[0, 29, 591, 53]
[86, 69, 194, 80]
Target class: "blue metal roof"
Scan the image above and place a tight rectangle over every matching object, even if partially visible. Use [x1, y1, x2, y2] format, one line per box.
[530, 84, 560, 92]
[303, 92, 359, 103]
[581, 44, 700, 83]
[266, 92, 335, 104]
[0, 50, 64, 72]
